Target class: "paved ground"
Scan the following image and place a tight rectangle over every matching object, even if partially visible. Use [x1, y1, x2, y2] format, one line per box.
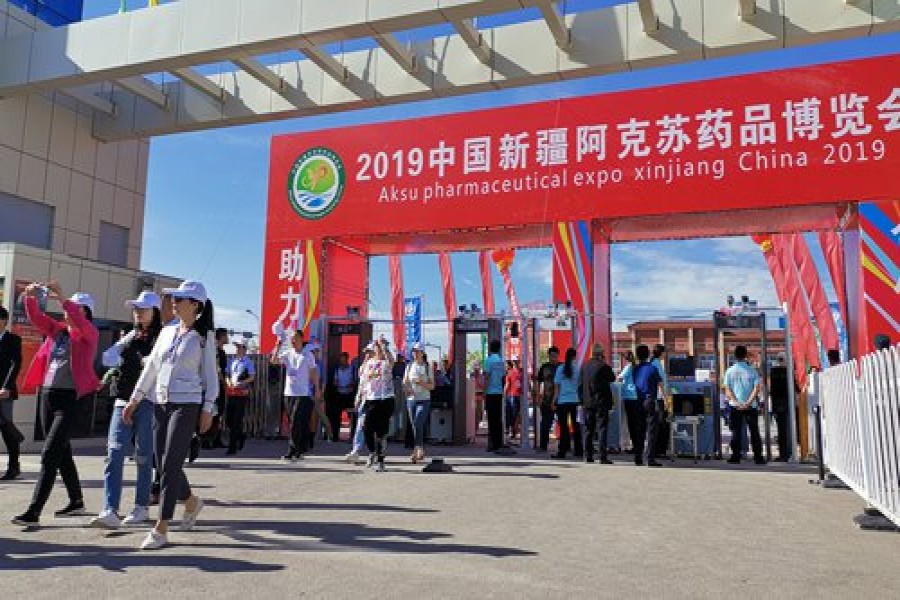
[1, 441, 897, 600]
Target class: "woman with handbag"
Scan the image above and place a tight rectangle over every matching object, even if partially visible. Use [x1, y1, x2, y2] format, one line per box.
[12, 282, 99, 526]
[124, 280, 218, 550]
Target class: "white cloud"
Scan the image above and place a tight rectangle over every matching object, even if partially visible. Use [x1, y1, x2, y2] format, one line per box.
[513, 255, 553, 286]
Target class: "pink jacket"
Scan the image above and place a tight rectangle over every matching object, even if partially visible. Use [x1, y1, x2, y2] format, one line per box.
[22, 296, 100, 399]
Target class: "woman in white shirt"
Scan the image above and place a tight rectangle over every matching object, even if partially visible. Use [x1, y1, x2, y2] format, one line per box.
[403, 343, 434, 463]
[124, 280, 218, 551]
[361, 338, 394, 472]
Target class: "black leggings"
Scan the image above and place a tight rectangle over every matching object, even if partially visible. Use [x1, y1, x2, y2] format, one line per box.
[363, 397, 395, 459]
[29, 389, 83, 515]
[226, 395, 246, 452]
[154, 403, 199, 521]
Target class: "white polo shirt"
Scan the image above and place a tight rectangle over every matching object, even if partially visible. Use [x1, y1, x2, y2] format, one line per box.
[278, 347, 317, 397]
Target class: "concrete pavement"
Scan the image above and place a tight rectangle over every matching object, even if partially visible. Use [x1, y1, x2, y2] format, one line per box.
[1, 442, 897, 599]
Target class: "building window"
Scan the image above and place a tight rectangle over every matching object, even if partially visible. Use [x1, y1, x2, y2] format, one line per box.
[98, 221, 129, 267]
[0, 192, 54, 250]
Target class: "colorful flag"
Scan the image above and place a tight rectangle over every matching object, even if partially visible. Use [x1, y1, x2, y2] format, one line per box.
[404, 297, 422, 349]
[771, 233, 822, 374]
[389, 255, 406, 353]
[789, 233, 840, 358]
[490, 248, 520, 317]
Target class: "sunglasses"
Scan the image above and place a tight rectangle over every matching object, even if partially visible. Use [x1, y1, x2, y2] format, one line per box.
[173, 297, 194, 304]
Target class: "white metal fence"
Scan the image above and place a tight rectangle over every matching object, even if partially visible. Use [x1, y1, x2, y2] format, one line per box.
[820, 345, 900, 527]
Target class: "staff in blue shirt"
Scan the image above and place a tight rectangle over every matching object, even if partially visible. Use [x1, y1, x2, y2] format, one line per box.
[552, 348, 584, 459]
[723, 345, 765, 465]
[633, 345, 663, 467]
[484, 340, 508, 453]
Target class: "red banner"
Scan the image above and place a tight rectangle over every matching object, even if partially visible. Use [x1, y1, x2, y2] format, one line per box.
[818, 230, 849, 335]
[478, 251, 495, 315]
[772, 233, 822, 372]
[268, 55, 900, 244]
[789, 233, 840, 355]
[438, 252, 456, 361]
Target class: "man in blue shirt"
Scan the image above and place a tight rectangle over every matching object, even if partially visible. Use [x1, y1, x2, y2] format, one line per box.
[633, 345, 663, 467]
[723, 345, 765, 465]
[484, 340, 507, 453]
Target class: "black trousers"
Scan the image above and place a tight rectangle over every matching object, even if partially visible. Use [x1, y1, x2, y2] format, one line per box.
[364, 397, 395, 459]
[538, 404, 554, 450]
[774, 410, 791, 460]
[556, 404, 583, 457]
[485, 394, 504, 451]
[28, 389, 83, 515]
[327, 393, 353, 442]
[643, 398, 663, 464]
[226, 395, 246, 453]
[1, 399, 22, 470]
[623, 400, 646, 462]
[286, 396, 313, 456]
[730, 407, 763, 460]
[584, 406, 611, 460]
[154, 403, 198, 521]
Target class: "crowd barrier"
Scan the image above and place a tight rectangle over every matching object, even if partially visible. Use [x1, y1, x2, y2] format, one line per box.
[820, 344, 900, 528]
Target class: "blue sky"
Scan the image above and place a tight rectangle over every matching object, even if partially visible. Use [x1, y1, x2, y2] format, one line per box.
[83, 1, 899, 347]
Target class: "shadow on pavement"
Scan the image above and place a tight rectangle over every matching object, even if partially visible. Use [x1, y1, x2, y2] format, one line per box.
[204, 500, 439, 513]
[0, 537, 285, 573]
[201, 519, 538, 558]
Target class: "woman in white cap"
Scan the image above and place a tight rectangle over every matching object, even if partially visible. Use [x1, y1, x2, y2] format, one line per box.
[403, 343, 434, 463]
[361, 338, 395, 472]
[12, 282, 99, 526]
[90, 291, 163, 530]
[124, 280, 218, 550]
[225, 338, 255, 455]
[344, 342, 374, 463]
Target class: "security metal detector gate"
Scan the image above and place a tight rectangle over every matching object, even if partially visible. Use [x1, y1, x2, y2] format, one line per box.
[712, 310, 771, 461]
[452, 316, 503, 445]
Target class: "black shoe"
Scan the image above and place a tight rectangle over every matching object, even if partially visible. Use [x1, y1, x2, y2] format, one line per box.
[54, 500, 85, 517]
[647, 461, 663, 468]
[585, 457, 595, 463]
[226, 449, 237, 456]
[239, 434, 247, 451]
[574, 453, 584, 459]
[600, 459, 613, 465]
[634, 459, 644, 466]
[727, 457, 741, 464]
[189, 436, 201, 463]
[754, 458, 768, 465]
[1, 466, 21, 481]
[11, 511, 39, 526]
[551, 453, 567, 460]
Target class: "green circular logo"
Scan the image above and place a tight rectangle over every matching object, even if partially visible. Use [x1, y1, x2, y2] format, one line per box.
[287, 147, 345, 220]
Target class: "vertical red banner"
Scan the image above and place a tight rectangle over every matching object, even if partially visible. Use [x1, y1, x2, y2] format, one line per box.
[389, 255, 406, 352]
[438, 252, 457, 361]
[479, 250, 496, 316]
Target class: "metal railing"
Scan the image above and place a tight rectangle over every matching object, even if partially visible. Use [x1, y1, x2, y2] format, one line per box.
[820, 345, 900, 527]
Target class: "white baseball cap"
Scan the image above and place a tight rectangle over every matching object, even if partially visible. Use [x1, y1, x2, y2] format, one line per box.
[125, 290, 161, 310]
[162, 280, 207, 304]
[69, 292, 95, 313]
[411, 342, 424, 352]
[364, 342, 375, 353]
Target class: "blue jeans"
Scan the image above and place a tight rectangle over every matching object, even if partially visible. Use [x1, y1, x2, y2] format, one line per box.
[351, 404, 368, 454]
[505, 396, 521, 433]
[104, 402, 153, 512]
[406, 399, 430, 447]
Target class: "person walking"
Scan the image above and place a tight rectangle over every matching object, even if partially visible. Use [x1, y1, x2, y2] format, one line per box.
[552, 348, 583, 459]
[328, 352, 356, 442]
[345, 344, 373, 464]
[403, 343, 434, 463]
[0, 306, 24, 481]
[581, 344, 615, 464]
[125, 280, 217, 550]
[90, 291, 162, 529]
[535, 346, 560, 453]
[633, 345, 663, 468]
[617, 351, 644, 462]
[724, 345, 766, 465]
[504, 360, 522, 440]
[12, 282, 99, 526]
[225, 339, 254, 455]
[471, 364, 486, 429]
[361, 338, 395, 472]
[484, 340, 507, 453]
[271, 328, 319, 461]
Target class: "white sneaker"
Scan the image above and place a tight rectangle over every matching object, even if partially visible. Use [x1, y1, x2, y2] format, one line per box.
[89, 510, 121, 530]
[365, 453, 376, 468]
[140, 529, 168, 550]
[180, 497, 204, 531]
[344, 450, 360, 464]
[122, 506, 150, 526]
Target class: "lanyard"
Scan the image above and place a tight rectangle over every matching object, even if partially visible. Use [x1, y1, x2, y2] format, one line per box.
[163, 329, 190, 364]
